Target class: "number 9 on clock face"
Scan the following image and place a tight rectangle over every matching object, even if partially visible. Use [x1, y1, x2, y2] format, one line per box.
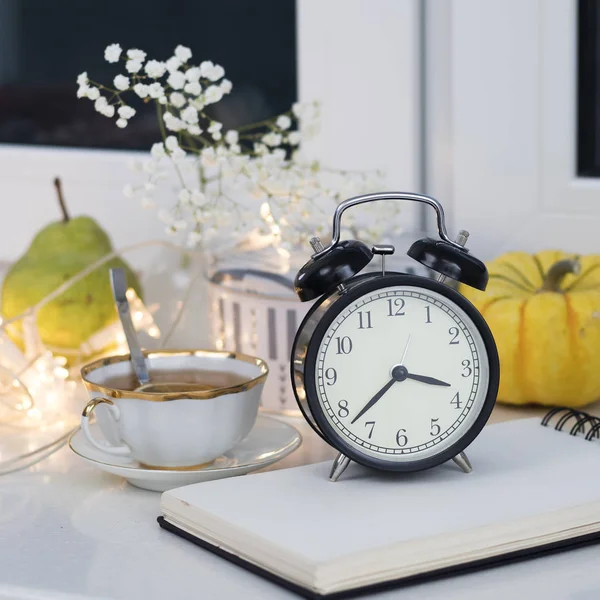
[292, 275, 499, 472]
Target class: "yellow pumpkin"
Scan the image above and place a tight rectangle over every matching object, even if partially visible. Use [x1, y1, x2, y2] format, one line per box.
[460, 250, 600, 407]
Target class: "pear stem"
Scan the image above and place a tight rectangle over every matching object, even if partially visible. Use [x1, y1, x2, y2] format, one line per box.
[53, 177, 70, 223]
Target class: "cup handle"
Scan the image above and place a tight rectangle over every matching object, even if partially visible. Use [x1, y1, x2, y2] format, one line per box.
[81, 398, 132, 456]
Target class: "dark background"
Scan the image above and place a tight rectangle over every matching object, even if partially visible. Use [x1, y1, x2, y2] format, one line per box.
[578, 0, 600, 176]
[0, 0, 297, 150]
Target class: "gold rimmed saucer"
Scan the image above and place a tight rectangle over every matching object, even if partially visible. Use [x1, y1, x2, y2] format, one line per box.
[68, 415, 301, 492]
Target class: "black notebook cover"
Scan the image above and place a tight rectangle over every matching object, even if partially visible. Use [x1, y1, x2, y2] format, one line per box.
[157, 516, 600, 599]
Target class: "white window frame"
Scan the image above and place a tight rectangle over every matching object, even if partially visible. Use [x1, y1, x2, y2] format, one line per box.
[0, 0, 422, 261]
[425, 0, 600, 260]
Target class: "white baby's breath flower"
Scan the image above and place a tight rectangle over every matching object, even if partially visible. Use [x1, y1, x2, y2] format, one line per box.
[145, 60, 166, 78]
[133, 83, 149, 98]
[254, 142, 268, 155]
[225, 130, 239, 145]
[178, 189, 191, 204]
[104, 105, 115, 118]
[220, 79, 232, 94]
[148, 82, 164, 99]
[167, 71, 186, 90]
[200, 61, 225, 82]
[287, 131, 301, 145]
[173, 219, 188, 231]
[174, 45, 192, 63]
[165, 56, 181, 73]
[171, 147, 186, 160]
[187, 124, 202, 136]
[204, 85, 223, 105]
[126, 59, 143, 74]
[200, 146, 216, 167]
[185, 67, 201, 82]
[190, 98, 205, 111]
[190, 190, 205, 206]
[140, 197, 156, 209]
[118, 106, 136, 119]
[77, 85, 90, 99]
[262, 132, 282, 147]
[207, 121, 223, 141]
[183, 81, 201, 96]
[229, 143, 241, 154]
[94, 96, 108, 113]
[150, 143, 166, 158]
[199, 61, 215, 78]
[181, 106, 198, 124]
[158, 96, 167, 105]
[276, 115, 292, 130]
[122, 184, 135, 198]
[169, 92, 186, 108]
[164, 112, 185, 132]
[86, 86, 100, 100]
[77, 72, 88, 86]
[116, 118, 128, 128]
[113, 74, 130, 91]
[186, 231, 202, 247]
[165, 136, 179, 151]
[104, 43, 122, 63]
[127, 48, 146, 61]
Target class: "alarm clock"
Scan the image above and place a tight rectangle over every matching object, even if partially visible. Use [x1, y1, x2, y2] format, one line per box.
[290, 192, 499, 482]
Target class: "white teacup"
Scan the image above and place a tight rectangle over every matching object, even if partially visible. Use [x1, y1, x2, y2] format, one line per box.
[80, 350, 268, 468]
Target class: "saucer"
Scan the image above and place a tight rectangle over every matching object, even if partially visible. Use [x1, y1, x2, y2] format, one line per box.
[69, 415, 302, 492]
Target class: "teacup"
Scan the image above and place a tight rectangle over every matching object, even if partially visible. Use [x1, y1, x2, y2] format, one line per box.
[80, 350, 268, 468]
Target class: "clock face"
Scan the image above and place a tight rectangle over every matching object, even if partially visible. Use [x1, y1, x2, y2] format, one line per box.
[312, 284, 491, 465]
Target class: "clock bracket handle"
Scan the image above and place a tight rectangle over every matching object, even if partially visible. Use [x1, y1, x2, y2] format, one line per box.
[310, 191, 462, 260]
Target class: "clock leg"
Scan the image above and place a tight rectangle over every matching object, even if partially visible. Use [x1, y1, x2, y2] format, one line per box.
[329, 453, 351, 482]
[452, 451, 473, 474]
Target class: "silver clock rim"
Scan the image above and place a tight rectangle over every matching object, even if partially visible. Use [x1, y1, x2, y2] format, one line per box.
[290, 272, 499, 473]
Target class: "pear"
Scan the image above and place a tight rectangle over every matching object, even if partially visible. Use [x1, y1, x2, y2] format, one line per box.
[1, 178, 142, 362]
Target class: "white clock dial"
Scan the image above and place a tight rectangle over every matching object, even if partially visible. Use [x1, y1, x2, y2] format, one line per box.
[316, 285, 490, 462]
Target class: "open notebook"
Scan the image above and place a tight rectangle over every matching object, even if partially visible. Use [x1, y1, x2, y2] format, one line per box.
[159, 417, 600, 598]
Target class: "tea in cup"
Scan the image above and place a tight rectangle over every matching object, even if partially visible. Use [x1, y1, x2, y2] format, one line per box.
[80, 350, 268, 468]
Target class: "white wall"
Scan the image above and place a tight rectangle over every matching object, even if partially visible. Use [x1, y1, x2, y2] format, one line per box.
[426, 0, 600, 260]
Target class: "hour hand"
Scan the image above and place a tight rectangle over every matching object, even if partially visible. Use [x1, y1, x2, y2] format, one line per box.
[406, 373, 451, 387]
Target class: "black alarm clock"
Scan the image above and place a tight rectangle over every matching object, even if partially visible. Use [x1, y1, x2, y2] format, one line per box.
[290, 192, 499, 481]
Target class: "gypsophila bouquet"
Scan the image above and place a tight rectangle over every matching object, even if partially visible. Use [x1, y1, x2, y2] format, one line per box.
[77, 44, 401, 256]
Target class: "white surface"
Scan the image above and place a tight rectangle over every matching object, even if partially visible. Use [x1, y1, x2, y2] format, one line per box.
[69, 416, 302, 492]
[0, 418, 600, 599]
[425, 0, 600, 259]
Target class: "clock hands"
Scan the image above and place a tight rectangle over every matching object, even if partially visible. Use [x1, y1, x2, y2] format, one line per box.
[405, 373, 451, 387]
[350, 378, 397, 424]
[350, 335, 451, 423]
[350, 335, 411, 424]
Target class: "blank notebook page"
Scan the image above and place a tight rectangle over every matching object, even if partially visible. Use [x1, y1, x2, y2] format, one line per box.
[162, 418, 600, 564]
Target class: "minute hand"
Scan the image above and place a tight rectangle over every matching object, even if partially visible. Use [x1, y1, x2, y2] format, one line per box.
[406, 373, 451, 387]
[350, 378, 396, 424]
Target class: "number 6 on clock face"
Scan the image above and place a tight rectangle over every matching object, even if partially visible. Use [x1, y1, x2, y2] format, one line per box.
[292, 274, 499, 473]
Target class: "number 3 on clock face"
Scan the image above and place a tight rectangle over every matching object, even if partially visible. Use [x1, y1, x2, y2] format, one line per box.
[299, 277, 498, 472]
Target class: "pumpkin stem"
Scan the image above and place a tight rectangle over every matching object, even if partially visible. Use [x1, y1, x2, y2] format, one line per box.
[540, 258, 581, 292]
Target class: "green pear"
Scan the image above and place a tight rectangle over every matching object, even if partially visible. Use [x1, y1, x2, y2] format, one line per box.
[1, 178, 142, 362]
